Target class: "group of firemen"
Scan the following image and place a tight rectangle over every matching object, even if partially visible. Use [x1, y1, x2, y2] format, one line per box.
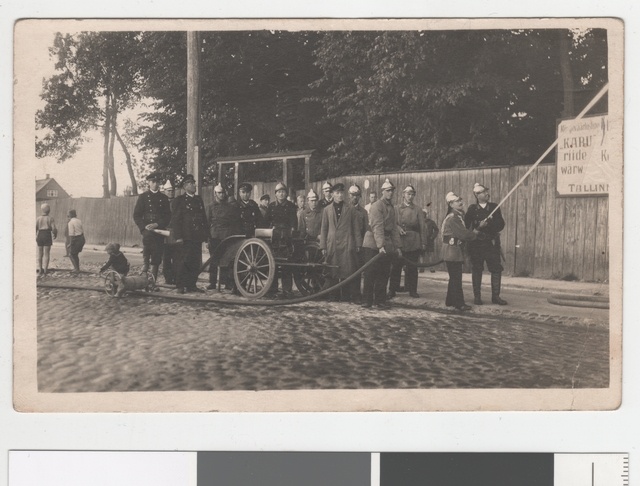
[133, 172, 508, 309]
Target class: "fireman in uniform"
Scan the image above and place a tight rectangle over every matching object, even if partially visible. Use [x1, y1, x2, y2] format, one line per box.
[207, 183, 242, 291]
[235, 182, 264, 237]
[161, 180, 179, 285]
[265, 181, 298, 297]
[348, 183, 369, 304]
[133, 171, 171, 284]
[361, 178, 402, 308]
[442, 191, 484, 310]
[319, 181, 333, 208]
[464, 183, 508, 305]
[389, 183, 427, 298]
[170, 174, 208, 293]
[297, 188, 323, 241]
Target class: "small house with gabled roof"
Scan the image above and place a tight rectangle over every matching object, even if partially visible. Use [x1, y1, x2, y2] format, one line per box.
[36, 175, 70, 201]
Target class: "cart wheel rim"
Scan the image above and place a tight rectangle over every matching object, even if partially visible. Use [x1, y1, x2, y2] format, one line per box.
[103, 270, 121, 297]
[234, 238, 275, 299]
[293, 243, 327, 296]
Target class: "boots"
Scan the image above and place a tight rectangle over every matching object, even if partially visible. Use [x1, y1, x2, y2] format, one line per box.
[150, 264, 160, 289]
[472, 269, 483, 305]
[491, 272, 508, 305]
[142, 261, 150, 274]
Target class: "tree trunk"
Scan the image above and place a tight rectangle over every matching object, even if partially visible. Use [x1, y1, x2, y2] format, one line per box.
[114, 127, 138, 195]
[108, 95, 118, 196]
[102, 93, 112, 198]
[559, 30, 574, 118]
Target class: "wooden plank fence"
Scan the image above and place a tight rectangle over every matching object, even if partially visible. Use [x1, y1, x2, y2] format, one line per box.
[39, 163, 609, 282]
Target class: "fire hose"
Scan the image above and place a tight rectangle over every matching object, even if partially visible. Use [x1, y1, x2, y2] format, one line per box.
[547, 293, 609, 310]
[38, 252, 382, 306]
[37, 248, 446, 306]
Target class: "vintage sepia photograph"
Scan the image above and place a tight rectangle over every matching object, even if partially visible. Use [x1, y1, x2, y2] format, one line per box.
[13, 18, 623, 412]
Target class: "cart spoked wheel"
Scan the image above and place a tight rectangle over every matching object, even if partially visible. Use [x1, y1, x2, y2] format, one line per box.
[293, 243, 327, 296]
[234, 238, 275, 299]
[103, 270, 122, 297]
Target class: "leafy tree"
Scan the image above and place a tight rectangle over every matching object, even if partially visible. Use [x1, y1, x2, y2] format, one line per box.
[136, 30, 337, 185]
[48, 28, 607, 193]
[36, 31, 147, 197]
[312, 29, 608, 175]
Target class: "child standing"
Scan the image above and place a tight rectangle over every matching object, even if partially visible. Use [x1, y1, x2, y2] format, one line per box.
[67, 209, 85, 274]
[36, 203, 57, 277]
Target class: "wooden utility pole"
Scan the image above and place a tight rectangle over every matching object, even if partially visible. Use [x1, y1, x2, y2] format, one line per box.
[186, 31, 201, 194]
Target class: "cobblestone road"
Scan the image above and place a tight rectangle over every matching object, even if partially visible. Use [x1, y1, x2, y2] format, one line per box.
[37, 286, 609, 392]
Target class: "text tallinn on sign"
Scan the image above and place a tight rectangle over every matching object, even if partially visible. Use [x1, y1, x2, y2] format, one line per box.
[556, 114, 610, 196]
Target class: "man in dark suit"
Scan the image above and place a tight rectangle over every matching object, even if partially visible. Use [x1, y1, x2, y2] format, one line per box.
[348, 183, 368, 304]
[235, 182, 264, 237]
[133, 171, 171, 284]
[170, 174, 208, 294]
[206, 183, 242, 291]
[161, 180, 179, 285]
[265, 181, 298, 297]
[464, 183, 508, 305]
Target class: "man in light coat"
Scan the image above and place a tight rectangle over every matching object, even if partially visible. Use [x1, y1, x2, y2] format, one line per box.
[319, 183, 363, 302]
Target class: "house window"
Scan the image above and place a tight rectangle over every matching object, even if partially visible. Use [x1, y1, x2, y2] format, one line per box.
[46, 190, 58, 198]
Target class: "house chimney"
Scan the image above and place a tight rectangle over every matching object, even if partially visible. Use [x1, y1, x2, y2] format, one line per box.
[46, 174, 50, 179]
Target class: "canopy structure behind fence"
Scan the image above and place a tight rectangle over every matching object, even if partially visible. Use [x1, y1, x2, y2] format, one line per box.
[215, 150, 314, 199]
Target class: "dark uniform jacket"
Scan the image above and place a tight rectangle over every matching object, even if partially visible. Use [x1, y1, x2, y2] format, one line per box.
[319, 198, 333, 209]
[265, 199, 298, 231]
[133, 190, 171, 233]
[298, 207, 323, 240]
[235, 198, 264, 236]
[464, 202, 505, 244]
[170, 193, 208, 242]
[207, 199, 242, 240]
[352, 203, 369, 243]
[423, 214, 440, 253]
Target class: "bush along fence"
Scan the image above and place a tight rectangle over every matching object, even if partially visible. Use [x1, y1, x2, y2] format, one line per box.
[39, 163, 608, 282]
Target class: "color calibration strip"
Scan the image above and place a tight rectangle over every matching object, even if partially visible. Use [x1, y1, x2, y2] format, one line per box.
[9, 451, 629, 486]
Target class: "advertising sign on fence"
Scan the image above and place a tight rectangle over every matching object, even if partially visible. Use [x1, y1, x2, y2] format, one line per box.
[556, 114, 611, 196]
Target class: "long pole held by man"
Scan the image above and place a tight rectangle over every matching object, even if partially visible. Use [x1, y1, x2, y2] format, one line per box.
[464, 183, 507, 305]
